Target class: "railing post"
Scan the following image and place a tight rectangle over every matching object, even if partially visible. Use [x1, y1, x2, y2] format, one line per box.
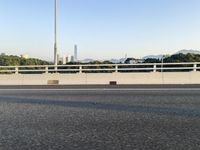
[15, 67, 19, 74]
[79, 66, 82, 73]
[153, 64, 157, 72]
[45, 66, 48, 74]
[115, 65, 118, 73]
[193, 63, 197, 72]
[54, 66, 57, 73]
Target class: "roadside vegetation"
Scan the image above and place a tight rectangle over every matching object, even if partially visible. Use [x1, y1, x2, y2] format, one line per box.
[0, 55, 50, 66]
[0, 53, 200, 67]
[144, 53, 200, 63]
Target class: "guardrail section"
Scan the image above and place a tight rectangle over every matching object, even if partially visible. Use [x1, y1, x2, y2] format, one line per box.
[0, 62, 199, 74]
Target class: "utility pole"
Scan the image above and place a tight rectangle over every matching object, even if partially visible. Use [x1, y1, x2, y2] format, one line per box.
[54, 0, 58, 66]
[161, 54, 165, 84]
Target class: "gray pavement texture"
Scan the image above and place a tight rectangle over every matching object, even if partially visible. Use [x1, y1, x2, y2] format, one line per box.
[0, 86, 200, 150]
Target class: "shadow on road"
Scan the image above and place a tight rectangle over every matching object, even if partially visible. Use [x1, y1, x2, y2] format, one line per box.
[0, 96, 200, 117]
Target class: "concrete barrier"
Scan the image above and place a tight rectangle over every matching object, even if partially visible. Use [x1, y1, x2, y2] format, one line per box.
[0, 72, 200, 85]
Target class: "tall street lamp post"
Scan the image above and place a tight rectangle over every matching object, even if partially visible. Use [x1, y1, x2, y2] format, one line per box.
[54, 0, 58, 66]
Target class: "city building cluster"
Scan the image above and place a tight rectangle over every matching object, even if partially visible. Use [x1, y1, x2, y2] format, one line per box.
[58, 45, 78, 65]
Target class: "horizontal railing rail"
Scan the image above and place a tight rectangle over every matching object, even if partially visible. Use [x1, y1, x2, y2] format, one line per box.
[0, 62, 199, 74]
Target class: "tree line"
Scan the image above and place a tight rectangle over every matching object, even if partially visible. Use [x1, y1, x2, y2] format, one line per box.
[0, 55, 50, 66]
[144, 53, 200, 63]
[0, 53, 200, 66]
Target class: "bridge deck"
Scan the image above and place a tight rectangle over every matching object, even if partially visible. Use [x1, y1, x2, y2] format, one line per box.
[0, 86, 200, 149]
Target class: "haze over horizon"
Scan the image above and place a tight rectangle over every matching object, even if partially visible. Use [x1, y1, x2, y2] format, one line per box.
[1, 0, 200, 61]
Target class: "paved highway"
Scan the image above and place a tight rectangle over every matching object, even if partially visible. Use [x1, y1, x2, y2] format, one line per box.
[0, 86, 200, 150]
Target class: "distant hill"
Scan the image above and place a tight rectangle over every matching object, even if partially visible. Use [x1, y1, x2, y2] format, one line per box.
[175, 49, 200, 55]
[109, 58, 127, 63]
[143, 53, 200, 63]
[81, 58, 127, 64]
[80, 58, 95, 63]
[108, 59, 119, 63]
[164, 53, 200, 63]
[143, 49, 200, 60]
[143, 55, 163, 60]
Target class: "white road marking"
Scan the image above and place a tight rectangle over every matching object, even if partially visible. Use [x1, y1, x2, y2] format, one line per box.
[0, 88, 200, 91]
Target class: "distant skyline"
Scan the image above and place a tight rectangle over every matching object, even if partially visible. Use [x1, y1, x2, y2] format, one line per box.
[1, 0, 200, 61]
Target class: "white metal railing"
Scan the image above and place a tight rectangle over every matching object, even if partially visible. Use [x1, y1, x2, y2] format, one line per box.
[0, 62, 199, 74]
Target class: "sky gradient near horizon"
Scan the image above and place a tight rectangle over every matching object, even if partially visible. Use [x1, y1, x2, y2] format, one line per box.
[0, 0, 200, 60]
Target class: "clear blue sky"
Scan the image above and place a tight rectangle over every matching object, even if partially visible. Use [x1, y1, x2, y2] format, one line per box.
[0, 0, 200, 60]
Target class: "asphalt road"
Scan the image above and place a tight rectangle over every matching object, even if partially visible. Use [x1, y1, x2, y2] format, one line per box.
[0, 86, 200, 150]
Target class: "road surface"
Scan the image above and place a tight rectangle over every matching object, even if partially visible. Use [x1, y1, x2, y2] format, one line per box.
[0, 85, 200, 150]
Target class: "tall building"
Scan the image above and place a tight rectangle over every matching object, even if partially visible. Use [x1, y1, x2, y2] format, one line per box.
[71, 56, 75, 62]
[74, 45, 78, 61]
[67, 55, 72, 62]
[21, 54, 29, 59]
[62, 54, 67, 65]
[57, 53, 61, 64]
